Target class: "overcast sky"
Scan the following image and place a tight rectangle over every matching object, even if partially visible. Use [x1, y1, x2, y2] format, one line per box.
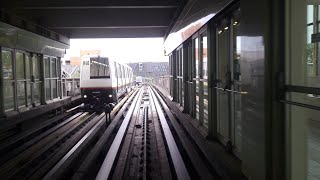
[63, 38, 168, 63]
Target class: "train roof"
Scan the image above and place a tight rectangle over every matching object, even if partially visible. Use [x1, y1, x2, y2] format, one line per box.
[81, 55, 132, 69]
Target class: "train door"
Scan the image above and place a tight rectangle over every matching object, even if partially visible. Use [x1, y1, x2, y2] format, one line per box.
[215, 9, 242, 155]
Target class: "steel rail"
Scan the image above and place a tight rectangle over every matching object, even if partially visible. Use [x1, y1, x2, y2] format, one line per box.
[43, 113, 106, 179]
[152, 86, 216, 179]
[0, 113, 94, 179]
[43, 90, 137, 179]
[149, 88, 191, 180]
[95, 88, 143, 180]
[143, 106, 148, 180]
[71, 89, 139, 180]
[0, 112, 83, 165]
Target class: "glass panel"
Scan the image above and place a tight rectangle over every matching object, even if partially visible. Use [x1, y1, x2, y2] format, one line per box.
[16, 52, 25, 79]
[181, 50, 184, 106]
[52, 80, 57, 99]
[195, 38, 199, 78]
[45, 79, 51, 100]
[99, 65, 105, 76]
[306, 110, 320, 180]
[44, 57, 50, 78]
[58, 81, 61, 98]
[122, 66, 125, 78]
[196, 80, 200, 121]
[288, 5, 320, 88]
[90, 62, 98, 77]
[3, 82, 14, 111]
[318, 5, 320, 22]
[233, 17, 242, 151]
[288, 92, 320, 180]
[27, 83, 31, 106]
[90, 58, 110, 78]
[62, 81, 66, 97]
[287, 3, 320, 180]
[17, 81, 26, 107]
[178, 52, 181, 103]
[2, 50, 13, 79]
[105, 64, 110, 77]
[34, 82, 41, 104]
[33, 55, 40, 79]
[25, 54, 31, 79]
[202, 32, 208, 128]
[217, 26, 229, 85]
[25, 54, 31, 106]
[114, 62, 117, 78]
[202, 33, 208, 79]
[217, 22, 230, 140]
[307, 5, 313, 24]
[51, 58, 57, 78]
[57, 59, 61, 77]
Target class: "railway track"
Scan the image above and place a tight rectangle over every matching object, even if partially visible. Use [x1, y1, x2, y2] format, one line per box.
[0, 86, 218, 180]
[96, 85, 192, 180]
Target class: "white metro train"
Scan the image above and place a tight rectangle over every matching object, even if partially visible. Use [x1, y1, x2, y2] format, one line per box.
[80, 55, 133, 111]
[135, 76, 152, 85]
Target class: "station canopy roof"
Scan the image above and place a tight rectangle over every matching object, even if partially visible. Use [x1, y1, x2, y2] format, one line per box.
[3, 0, 187, 38]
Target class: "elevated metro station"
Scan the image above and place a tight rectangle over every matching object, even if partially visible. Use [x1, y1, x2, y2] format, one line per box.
[0, 0, 319, 180]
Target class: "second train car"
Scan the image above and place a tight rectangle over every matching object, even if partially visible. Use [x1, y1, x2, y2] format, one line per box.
[80, 55, 133, 112]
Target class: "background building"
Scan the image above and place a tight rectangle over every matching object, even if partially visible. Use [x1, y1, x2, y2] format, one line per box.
[62, 49, 102, 77]
[127, 62, 169, 78]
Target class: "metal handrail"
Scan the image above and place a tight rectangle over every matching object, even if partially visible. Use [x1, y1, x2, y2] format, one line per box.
[213, 86, 248, 95]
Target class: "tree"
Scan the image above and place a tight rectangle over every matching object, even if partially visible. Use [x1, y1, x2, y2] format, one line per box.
[306, 43, 314, 64]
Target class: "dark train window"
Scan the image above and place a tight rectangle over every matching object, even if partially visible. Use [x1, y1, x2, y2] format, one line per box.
[90, 57, 110, 79]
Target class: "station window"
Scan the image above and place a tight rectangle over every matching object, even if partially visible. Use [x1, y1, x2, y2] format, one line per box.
[1, 49, 44, 113]
[44, 57, 51, 100]
[15, 52, 30, 107]
[33, 55, 41, 104]
[44, 56, 61, 101]
[2, 50, 15, 111]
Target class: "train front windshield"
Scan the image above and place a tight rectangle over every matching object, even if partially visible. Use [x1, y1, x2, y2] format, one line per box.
[90, 57, 110, 79]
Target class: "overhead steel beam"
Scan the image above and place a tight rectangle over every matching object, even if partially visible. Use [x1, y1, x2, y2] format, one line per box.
[50, 26, 168, 29]
[12, 6, 178, 9]
[11, 8, 176, 27]
[53, 27, 167, 38]
[3, 0, 182, 7]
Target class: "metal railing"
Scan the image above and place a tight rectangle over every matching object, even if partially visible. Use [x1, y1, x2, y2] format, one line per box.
[62, 78, 80, 97]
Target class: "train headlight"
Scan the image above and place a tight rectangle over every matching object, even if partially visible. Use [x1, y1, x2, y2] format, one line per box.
[84, 95, 87, 98]
[109, 94, 112, 98]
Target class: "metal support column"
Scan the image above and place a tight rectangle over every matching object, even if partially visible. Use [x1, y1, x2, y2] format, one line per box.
[40, 55, 46, 105]
[0, 47, 4, 117]
[183, 44, 189, 113]
[172, 51, 177, 102]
